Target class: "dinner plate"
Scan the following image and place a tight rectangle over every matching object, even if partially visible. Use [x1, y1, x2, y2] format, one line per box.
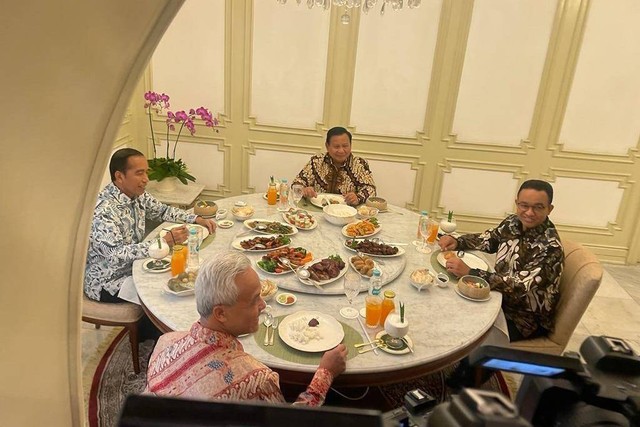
[243, 218, 298, 236]
[454, 284, 491, 302]
[343, 240, 406, 258]
[230, 234, 291, 252]
[298, 257, 348, 287]
[278, 311, 345, 352]
[309, 193, 345, 208]
[160, 224, 210, 244]
[281, 210, 318, 230]
[341, 221, 382, 239]
[143, 258, 171, 273]
[255, 247, 311, 275]
[375, 331, 414, 355]
[436, 251, 489, 271]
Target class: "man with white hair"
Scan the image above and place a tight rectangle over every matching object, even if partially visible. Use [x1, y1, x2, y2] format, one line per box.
[145, 251, 348, 405]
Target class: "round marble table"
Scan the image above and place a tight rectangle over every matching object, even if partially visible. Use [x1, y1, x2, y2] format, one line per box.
[133, 193, 502, 387]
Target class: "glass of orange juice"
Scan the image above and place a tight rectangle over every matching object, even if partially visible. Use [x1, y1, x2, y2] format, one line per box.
[365, 295, 382, 328]
[171, 244, 187, 277]
[427, 219, 439, 245]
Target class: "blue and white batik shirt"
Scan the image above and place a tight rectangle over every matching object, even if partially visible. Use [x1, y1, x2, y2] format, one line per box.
[84, 182, 197, 301]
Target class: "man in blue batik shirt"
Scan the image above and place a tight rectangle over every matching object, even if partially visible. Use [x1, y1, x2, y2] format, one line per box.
[84, 148, 216, 303]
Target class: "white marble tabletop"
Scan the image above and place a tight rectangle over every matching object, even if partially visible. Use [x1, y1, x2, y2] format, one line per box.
[133, 193, 502, 381]
[145, 180, 205, 207]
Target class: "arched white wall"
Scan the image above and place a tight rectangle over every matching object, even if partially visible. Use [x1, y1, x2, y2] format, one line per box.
[0, 1, 183, 425]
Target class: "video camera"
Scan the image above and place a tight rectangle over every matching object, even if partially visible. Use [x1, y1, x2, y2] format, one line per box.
[393, 335, 640, 427]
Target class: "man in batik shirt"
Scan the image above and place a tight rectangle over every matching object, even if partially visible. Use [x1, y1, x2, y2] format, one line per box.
[146, 251, 348, 405]
[84, 148, 216, 303]
[439, 180, 563, 341]
[292, 126, 376, 206]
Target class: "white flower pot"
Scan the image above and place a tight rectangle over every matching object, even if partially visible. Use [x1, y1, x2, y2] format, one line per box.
[155, 176, 181, 193]
[440, 220, 457, 233]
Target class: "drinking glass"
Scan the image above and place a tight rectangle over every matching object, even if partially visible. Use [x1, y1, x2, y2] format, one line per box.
[426, 220, 439, 246]
[415, 215, 432, 253]
[340, 271, 361, 319]
[291, 184, 304, 208]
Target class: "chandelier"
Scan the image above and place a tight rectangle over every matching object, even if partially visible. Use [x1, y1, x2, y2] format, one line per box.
[277, 0, 422, 24]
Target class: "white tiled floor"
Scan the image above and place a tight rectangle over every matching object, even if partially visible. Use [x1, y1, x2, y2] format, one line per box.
[81, 264, 640, 372]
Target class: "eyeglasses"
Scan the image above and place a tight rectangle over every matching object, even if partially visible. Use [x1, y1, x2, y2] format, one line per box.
[516, 202, 548, 213]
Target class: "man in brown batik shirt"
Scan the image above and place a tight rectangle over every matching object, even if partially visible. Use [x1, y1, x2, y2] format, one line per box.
[292, 127, 376, 206]
[439, 180, 564, 341]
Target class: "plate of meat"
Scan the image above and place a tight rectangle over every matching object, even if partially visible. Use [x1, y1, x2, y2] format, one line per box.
[231, 234, 291, 252]
[297, 255, 347, 287]
[344, 239, 405, 257]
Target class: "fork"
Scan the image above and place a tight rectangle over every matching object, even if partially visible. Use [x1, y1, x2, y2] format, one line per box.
[269, 318, 279, 346]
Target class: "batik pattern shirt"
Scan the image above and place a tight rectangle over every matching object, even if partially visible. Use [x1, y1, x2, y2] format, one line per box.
[292, 153, 376, 204]
[455, 214, 564, 339]
[83, 182, 197, 300]
[145, 322, 334, 406]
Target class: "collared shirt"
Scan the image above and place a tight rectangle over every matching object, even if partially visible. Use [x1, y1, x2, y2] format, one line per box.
[455, 214, 564, 339]
[292, 153, 376, 204]
[145, 322, 334, 406]
[83, 182, 197, 300]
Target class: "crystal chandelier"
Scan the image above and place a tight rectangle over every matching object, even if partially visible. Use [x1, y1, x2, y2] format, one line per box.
[277, 0, 422, 24]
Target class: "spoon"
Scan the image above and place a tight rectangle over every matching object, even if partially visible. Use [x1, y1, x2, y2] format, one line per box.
[297, 268, 324, 291]
[279, 258, 297, 273]
[456, 251, 465, 258]
[359, 342, 386, 354]
[252, 243, 267, 250]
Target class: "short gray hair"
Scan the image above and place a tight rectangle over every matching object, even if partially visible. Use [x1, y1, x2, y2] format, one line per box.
[195, 251, 252, 318]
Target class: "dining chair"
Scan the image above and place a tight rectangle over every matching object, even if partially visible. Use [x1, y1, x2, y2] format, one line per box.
[509, 239, 603, 356]
[82, 295, 144, 374]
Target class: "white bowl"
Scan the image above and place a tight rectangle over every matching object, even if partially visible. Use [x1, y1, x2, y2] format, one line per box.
[410, 269, 434, 291]
[260, 279, 278, 301]
[323, 204, 357, 225]
[232, 206, 255, 221]
[357, 205, 379, 219]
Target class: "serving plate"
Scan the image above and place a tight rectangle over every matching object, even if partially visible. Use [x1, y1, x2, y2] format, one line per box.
[278, 311, 344, 352]
[436, 251, 489, 271]
[255, 247, 311, 275]
[282, 209, 318, 230]
[454, 284, 491, 302]
[343, 240, 406, 258]
[243, 218, 298, 236]
[348, 256, 379, 280]
[341, 220, 381, 239]
[160, 224, 209, 244]
[230, 234, 291, 252]
[309, 193, 345, 209]
[298, 257, 348, 287]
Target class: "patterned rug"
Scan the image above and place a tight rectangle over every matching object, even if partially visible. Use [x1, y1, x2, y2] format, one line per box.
[86, 331, 514, 426]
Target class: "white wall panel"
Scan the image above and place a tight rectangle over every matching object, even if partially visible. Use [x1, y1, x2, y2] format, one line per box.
[453, 0, 555, 144]
[251, 4, 330, 127]
[158, 141, 224, 189]
[559, 0, 640, 155]
[152, 0, 225, 115]
[366, 159, 416, 207]
[551, 177, 623, 227]
[249, 150, 314, 193]
[440, 169, 518, 217]
[351, 1, 442, 136]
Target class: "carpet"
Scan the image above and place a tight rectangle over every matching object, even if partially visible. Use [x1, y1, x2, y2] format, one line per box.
[87, 331, 514, 425]
[87, 330, 155, 427]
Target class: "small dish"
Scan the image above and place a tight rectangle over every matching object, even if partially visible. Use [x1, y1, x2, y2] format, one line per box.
[410, 269, 435, 291]
[215, 209, 228, 220]
[436, 273, 449, 288]
[234, 201, 247, 207]
[217, 219, 234, 229]
[276, 292, 297, 306]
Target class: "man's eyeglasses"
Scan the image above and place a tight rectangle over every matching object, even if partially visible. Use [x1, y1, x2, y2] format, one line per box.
[516, 202, 547, 213]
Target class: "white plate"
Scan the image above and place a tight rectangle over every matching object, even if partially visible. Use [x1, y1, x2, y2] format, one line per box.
[275, 293, 297, 306]
[160, 224, 210, 244]
[243, 218, 298, 236]
[281, 210, 318, 230]
[436, 251, 489, 271]
[164, 283, 195, 297]
[298, 257, 348, 287]
[142, 258, 171, 273]
[217, 220, 234, 229]
[347, 256, 379, 280]
[375, 331, 414, 355]
[230, 234, 292, 252]
[341, 220, 382, 239]
[309, 193, 345, 208]
[278, 311, 345, 352]
[255, 247, 311, 275]
[343, 240, 406, 258]
[454, 284, 491, 302]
